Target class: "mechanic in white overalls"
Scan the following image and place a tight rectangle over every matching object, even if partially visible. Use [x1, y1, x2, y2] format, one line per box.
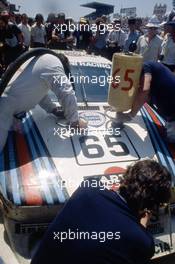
[0, 53, 86, 152]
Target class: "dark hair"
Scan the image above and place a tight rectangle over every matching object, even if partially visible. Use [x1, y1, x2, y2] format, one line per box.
[35, 13, 44, 22]
[119, 160, 171, 216]
[21, 13, 27, 17]
[128, 18, 136, 25]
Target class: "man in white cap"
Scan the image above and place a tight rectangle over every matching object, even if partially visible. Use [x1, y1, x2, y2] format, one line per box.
[136, 15, 162, 62]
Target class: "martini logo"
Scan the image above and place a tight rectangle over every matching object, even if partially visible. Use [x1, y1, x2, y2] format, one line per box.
[79, 112, 106, 127]
[83, 167, 125, 191]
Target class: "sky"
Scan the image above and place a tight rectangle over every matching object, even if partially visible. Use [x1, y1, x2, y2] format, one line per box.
[10, 0, 173, 20]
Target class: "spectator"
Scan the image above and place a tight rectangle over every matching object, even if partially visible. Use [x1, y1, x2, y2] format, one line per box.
[136, 17, 144, 35]
[9, 12, 16, 25]
[106, 19, 127, 60]
[161, 18, 175, 72]
[18, 13, 31, 51]
[91, 17, 108, 57]
[101, 14, 108, 24]
[136, 16, 162, 62]
[51, 12, 73, 50]
[73, 17, 92, 50]
[15, 14, 22, 25]
[31, 159, 171, 264]
[28, 17, 34, 27]
[0, 13, 24, 68]
[124, 18, 140, 52]
[45, 13, 56, 47]
[31, 14, 46, 48]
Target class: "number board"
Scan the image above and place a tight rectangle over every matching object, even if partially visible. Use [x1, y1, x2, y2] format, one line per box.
[71, 130, 140, 165]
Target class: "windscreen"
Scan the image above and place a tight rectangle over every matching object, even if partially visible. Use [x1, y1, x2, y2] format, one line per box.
[70, 64, 111, 103]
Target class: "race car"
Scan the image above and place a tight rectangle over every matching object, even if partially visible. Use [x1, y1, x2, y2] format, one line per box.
[0, 50, 175, 264]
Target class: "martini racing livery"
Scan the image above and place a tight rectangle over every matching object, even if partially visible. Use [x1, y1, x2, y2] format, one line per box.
[0, 50, 175, 263]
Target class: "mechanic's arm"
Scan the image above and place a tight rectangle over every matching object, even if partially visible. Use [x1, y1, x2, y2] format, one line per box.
[130, 73, 152, 117]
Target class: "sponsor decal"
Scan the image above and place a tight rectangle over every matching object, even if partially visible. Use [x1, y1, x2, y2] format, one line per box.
[79, 111, 106, 127]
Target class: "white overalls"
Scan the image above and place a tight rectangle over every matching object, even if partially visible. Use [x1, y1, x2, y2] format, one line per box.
[0, 54, 78, 152]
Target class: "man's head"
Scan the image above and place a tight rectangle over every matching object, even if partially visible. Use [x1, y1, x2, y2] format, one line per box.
[128, 18, 136, 32]
[136, 18, 142, 30]
[146, 15, 160, 37]
[21, 13, 28, 25]
[112, 19, 121, 30]
[35, 13, 44, 25]
[101, 15, 107, 24]
[0, 10, 9, 24]
[56, 12, 65, 25]
[119, 160, 171, 218]
[147, 27, 158, 38]
[166, 18, 175, 36]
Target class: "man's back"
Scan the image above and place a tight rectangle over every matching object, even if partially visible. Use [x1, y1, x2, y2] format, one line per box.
[31, 184, 154, 264]
[143, 62, 175, 117]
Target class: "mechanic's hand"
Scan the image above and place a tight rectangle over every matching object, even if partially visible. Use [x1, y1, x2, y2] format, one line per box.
[140, 210, 152, 228]
[52, 107, 65, 118]
[70, 119, 88, 130]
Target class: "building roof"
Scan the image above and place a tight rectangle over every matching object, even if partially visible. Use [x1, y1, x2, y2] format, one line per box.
[81, 1, 114, 9]
[81, 2, 114, 14]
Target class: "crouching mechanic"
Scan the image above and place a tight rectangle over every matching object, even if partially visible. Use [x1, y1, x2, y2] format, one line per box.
[113, 62, 175, 143]
[0, 52, 86, 152]
[31, 159, 171, 264]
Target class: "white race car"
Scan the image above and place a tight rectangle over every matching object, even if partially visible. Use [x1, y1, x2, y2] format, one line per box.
[0, 50, 175, 264]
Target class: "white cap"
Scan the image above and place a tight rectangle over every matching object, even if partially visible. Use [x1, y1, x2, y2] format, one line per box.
[146, 15, 160, 28]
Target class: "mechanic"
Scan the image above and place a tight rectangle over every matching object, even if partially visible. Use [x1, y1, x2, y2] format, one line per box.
[31, 159, 171, 264]
[113, 62, 175, 143]
[0, 52, 87, 153]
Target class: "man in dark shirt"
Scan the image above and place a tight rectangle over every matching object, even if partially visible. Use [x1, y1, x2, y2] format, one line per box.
[113, 62, 175, 142]
[31, 159, 171, 264]
[0, 12, 24, 67]
[51, 13, 73, 50]
[73, 18, 92, 50]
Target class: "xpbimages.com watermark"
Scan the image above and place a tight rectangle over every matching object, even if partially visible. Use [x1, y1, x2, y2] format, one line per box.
[53, 229, 121, 243]
[53, 73, 121, 87]
[51, 176, 120, 191]
[53, 22, 121, 35]
[54, 127, 121, 139]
